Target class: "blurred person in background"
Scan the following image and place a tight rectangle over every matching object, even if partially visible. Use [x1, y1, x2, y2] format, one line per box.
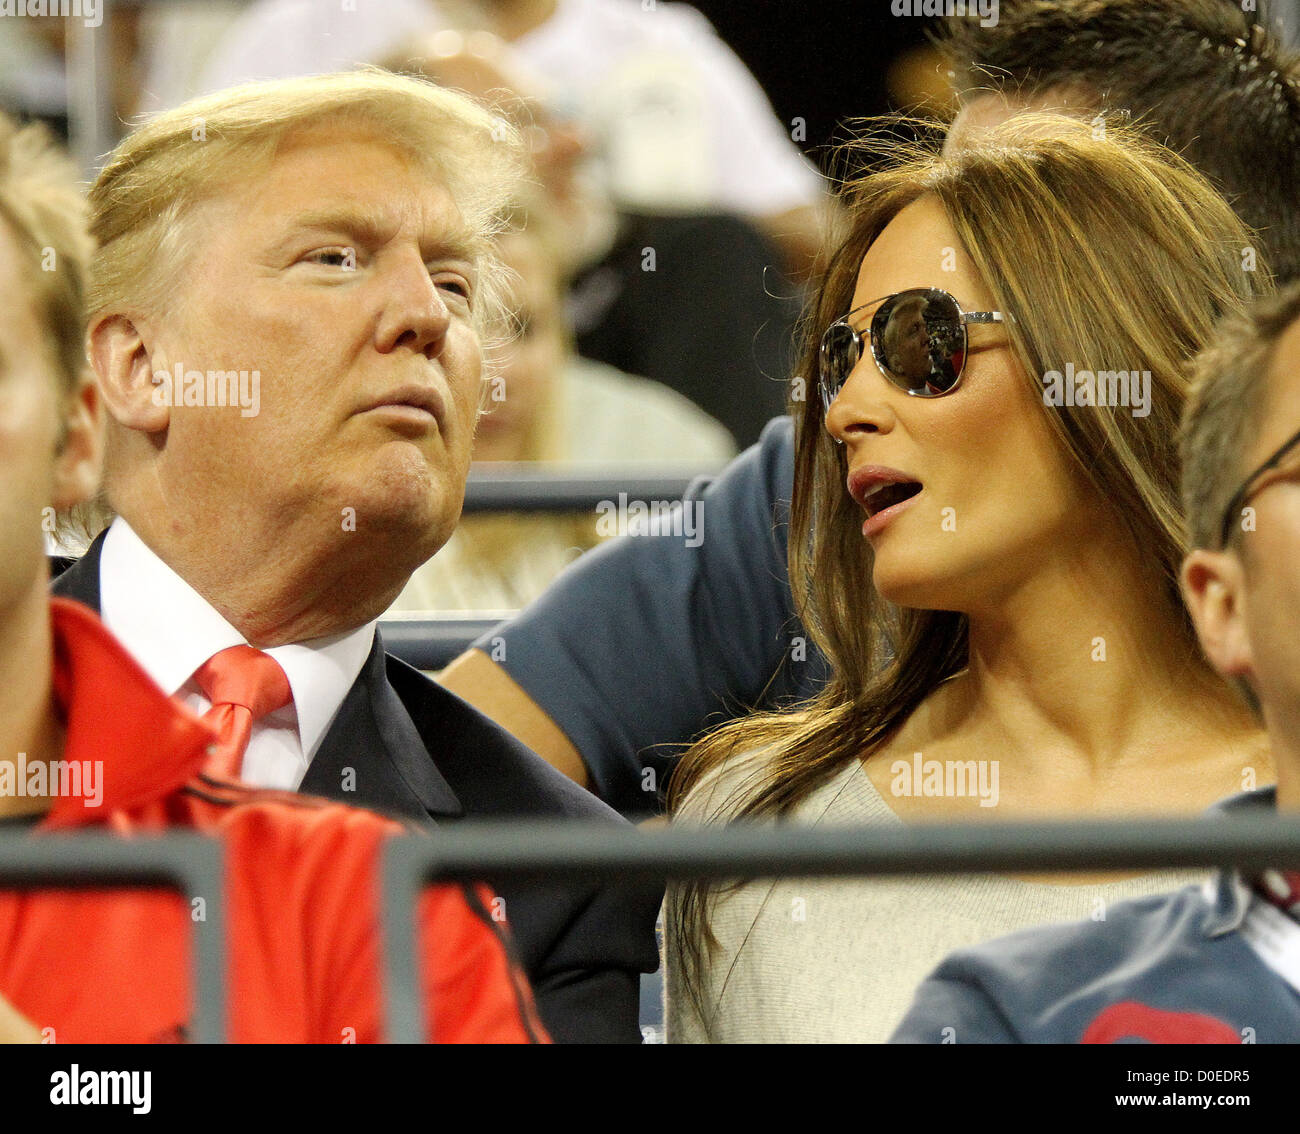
[0, 7, 144, 130]
[470, 204, 735, 468]
[388, 196, 735, 613]
[153, 0, 829, 279]
[378, 29, 615, 277]
[665, 113, 1274, 1043]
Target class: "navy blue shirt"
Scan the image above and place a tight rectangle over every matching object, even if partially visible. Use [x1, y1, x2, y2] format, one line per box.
[890, 789, 1300, 1044]
[474, 415, 829, 815]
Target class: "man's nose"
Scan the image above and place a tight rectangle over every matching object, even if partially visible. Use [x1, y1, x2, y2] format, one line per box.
[374, 252, 453, 358]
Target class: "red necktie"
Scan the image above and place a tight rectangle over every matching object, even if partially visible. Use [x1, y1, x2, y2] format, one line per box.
[192, 646, 293, 781]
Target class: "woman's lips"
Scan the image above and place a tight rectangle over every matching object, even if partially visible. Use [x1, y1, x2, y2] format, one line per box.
[863, 487, 921, 538]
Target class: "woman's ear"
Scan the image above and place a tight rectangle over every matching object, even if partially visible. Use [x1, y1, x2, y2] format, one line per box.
[50, 370, 103, 512]
[87, 312, 170, 435]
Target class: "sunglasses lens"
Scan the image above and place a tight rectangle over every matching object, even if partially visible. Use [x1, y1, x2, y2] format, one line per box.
[819, 321, 860, 406]
[872, 288, 964, 395]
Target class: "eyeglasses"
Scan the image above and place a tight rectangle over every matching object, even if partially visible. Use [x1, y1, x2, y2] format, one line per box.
[1217, 424, 1300, 548]
[818, 286, 1005, 406]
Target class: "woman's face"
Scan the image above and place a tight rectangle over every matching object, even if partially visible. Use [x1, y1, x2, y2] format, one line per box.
[473, 232, 568, 463]
[824, 194, 1100, 615]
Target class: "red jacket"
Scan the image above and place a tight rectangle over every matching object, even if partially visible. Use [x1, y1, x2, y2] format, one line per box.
[0, 598, 548, 1043]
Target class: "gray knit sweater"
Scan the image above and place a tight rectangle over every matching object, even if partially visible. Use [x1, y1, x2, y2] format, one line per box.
[664, 755, 1206, 1043]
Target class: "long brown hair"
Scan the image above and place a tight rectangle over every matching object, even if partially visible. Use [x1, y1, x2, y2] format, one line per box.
[665, 113, 1272, 1017]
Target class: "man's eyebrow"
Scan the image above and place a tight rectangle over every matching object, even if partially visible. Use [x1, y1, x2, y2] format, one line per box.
[269, 207, 482, 263]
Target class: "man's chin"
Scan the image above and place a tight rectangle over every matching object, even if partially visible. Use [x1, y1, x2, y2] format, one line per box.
[360, 496, 451, 539]
[330, 477, 453, 548]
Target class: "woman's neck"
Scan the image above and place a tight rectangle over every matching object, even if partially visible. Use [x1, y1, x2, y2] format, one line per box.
[962, 602, 1219, 767]
[888, 526, 1267, 805]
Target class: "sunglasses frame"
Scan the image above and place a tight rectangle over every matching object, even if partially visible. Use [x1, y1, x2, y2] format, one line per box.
[818, 286, 1005, 407]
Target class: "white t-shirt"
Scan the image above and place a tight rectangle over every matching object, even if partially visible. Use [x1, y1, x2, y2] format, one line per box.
[152, 0, 824, 217]
[180, 0, 436, 102]
[511, 0, 825, 215]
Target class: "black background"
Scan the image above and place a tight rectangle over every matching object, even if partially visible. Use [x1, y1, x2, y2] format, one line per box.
[690, 1, 938, 165]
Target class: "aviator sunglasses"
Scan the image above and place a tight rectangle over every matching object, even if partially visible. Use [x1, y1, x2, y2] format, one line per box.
[818, 286, 1006, 406]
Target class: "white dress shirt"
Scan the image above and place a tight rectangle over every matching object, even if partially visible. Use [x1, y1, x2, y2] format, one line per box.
[98, 518, 376, 790]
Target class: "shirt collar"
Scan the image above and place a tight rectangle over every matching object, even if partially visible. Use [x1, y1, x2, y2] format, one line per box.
[98, 517, 375, 761]
[1201, 786, 1281, 937]
[42, 597, 217, 830]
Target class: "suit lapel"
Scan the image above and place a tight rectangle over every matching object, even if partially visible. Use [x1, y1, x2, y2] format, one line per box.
[299, 634, 463, 823]
[53, 531, 461, 824]
[49, 530, 106, 612]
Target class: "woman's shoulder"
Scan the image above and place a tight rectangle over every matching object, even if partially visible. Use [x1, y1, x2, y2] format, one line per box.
[673, 745, 882, 826]
[673, 746, 777, 826]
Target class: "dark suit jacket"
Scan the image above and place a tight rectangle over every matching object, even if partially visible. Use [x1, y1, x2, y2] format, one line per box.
[52, 532, 662, 1043]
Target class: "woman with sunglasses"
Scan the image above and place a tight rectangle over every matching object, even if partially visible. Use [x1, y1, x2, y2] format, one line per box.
[663, 113, 1275, 1042]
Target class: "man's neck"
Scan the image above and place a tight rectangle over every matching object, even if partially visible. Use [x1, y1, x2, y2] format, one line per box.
[0, 577, 61, 819]
[116, 510, 411, 648]
[1269, 730, 1300, 812]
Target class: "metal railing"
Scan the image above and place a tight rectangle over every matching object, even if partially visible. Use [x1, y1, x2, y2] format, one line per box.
[379, 617, 505, 671]
[381, 813, 1300, 1042]
[376, 465, 722, 668]
[4, 815, 1299, 1042]
[0, 831, 227, 1043]
[462, 467, 712, 514]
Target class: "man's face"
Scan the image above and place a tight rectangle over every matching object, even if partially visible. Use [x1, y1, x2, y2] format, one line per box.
[473, 232, 566, 462]
[143, 122, 484, 570]
[1215, 322, 1300, 727]
[1181, 315, 1300, 803]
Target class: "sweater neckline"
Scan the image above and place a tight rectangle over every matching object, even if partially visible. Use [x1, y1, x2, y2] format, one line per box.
[813, 757, 1204, 895]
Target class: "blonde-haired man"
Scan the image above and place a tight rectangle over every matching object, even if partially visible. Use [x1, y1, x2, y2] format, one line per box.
[52, 70, 660, 1044]
[0, 108, 547, 1044]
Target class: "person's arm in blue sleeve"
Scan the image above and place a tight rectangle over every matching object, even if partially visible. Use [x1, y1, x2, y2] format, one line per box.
[889, 970, 1021, 1044]
[438, 415, 829, 815]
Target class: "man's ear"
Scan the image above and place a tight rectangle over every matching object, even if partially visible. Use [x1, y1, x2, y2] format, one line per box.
[50, 369, 103, 511]
[1181, 548, 1255, 679]
[87, 312, 170, 434]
